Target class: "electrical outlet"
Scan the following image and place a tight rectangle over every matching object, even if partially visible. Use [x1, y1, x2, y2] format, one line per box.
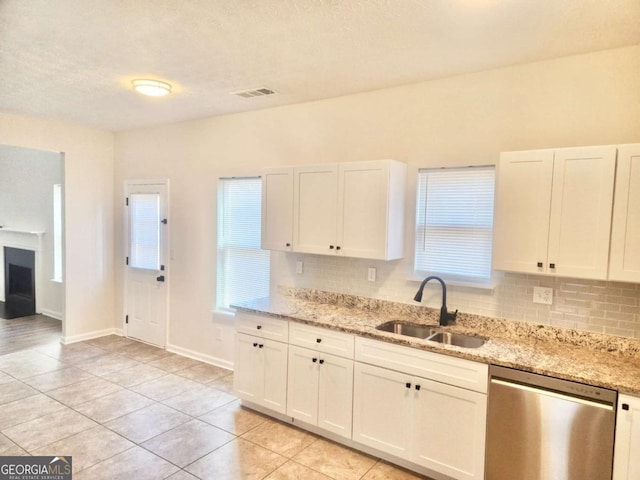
[533, 286, 553, 305]
[296, 261, 303, 275]
[367, 267, 376, 282]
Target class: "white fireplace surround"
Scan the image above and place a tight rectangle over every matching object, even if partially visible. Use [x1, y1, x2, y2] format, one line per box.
[0, 228, 44, 313]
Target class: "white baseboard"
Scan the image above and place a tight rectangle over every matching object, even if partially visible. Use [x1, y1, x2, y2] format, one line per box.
[61, 328, 123, 345]
[40, 309, 63, 321]
[167, 343, 234, 371]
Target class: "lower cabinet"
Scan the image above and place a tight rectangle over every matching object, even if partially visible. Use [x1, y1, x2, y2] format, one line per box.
[233, 332, 288, 414]
[353, 362, 487, 480]
[614, 394, 640, 480]
[287, 344, 354, 439]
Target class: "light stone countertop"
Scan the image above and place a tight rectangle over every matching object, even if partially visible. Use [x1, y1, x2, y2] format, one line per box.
[233, 288, 640, 396]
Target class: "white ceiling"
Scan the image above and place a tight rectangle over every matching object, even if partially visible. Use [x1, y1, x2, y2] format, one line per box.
[1, 0, 639, 131]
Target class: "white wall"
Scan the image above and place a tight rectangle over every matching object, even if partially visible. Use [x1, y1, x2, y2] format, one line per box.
[114, 45, 640, 365]
[0, 112, 115, 341]
[0, 145, 63, 317]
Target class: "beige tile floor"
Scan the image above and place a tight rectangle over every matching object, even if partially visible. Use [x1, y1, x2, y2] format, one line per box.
[0, 335, 432, 479]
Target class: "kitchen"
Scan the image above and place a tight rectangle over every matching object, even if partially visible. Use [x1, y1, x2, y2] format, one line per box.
[1, 1, 640, 479]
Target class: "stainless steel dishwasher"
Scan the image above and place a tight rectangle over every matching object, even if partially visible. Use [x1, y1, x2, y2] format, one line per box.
[485, 365, 617, 480]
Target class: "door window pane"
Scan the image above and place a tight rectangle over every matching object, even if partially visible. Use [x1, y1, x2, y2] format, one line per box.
[129, 193, 161, 270]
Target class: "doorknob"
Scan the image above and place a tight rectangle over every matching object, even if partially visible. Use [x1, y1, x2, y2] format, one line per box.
[156, 275, 165, 282]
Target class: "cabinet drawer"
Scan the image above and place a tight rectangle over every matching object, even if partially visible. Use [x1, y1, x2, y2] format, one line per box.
[289, 322, 355, 359]
[236, 313, 289, 342]
[355, 337, 488, 393]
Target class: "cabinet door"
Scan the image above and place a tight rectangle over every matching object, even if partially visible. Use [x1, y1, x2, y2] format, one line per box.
[413, 378, 487, 480]
[233, 333, 263, 403]
[547, 146, 616, 280]
[338, 161, 388, 259]
[610, 144, 640, 283]
[261, 338, 288, 414]
[318, 354, 354, 439]
[262, 168, 293, 251]
[287, 345, 320, 424]
[352, 362, 413, 457]
[493, 150, 554, 274]
[613, 394, 640, 480]
[293, 164, 338, 255]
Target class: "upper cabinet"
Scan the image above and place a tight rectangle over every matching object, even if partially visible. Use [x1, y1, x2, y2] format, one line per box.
[262, 159, 406, 260]
[609, 144, 640, 283]
[262, 168, 294, 251]
[494, 146, 617, 280]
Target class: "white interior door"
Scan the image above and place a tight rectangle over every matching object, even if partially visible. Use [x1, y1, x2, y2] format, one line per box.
[125, 180, 168, 347]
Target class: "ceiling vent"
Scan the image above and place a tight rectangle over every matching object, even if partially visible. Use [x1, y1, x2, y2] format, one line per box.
[231, 87, 276, 98]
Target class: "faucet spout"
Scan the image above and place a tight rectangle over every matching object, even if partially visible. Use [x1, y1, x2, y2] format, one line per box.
[413, 276, 458, 326]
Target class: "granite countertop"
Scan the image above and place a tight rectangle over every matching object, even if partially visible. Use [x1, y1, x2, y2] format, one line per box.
[233, 288, 640, 396]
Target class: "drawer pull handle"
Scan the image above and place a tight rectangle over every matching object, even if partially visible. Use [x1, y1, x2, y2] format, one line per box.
[253, 343, 258, 347]
[319, 359, 325, 364]
[622, 403, 630, 411]
[329, 245, 334, 249]
[549, 263, 556, 269]
[258, 344, 264, 348]
[312, 358, 318, 363]
[405, 382, 411, 389]
[256, 325, 262, 330]
[316, 338, 322, 343]
[537, 262, 543, 268]
[415, 385, 421, 391]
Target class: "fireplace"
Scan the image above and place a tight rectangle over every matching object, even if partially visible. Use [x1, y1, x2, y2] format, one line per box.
[1, 246, 36, 319]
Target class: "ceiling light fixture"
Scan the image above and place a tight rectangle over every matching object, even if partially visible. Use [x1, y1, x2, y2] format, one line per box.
[132, 79, 172, 97]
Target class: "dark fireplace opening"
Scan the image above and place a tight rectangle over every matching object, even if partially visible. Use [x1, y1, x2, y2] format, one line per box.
[1, 247, 36, 319]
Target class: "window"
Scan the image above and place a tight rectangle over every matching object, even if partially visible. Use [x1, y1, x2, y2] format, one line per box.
[414, 166, 495, 285]
[52, 184, 62, 282]
[217, 177, 270, 310]
[129, 193, 161, 270]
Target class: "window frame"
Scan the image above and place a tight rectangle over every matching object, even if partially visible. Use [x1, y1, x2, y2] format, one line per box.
[413, 165, 496, 288]
[216, 175, 270, 313]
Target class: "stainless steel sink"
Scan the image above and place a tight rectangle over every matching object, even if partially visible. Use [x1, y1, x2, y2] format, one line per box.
[427, 331, 486, 348]
[376, 321, 437, 339]
[376, 320, 486, 348]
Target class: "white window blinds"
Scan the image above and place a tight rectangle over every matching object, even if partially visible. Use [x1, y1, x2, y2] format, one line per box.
[415, 166, 495, 283]
[129, 193, 161, 270]
[217, 177, 270, 310]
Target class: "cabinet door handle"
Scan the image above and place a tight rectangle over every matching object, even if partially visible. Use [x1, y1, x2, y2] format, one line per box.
[319, 359, 324, 364]
[256, 325, 262, 330]
[537, 262, 543, 268]
[336, 246, 341, 251]
[316, 338, 322, 343]
[622, 403, 630, 411]
[312, 358, 318, 363]
[253, 343, 258, 347]
[549, 263, 556, 269]
[258, 344, 264, 348]
[415, 385, 421, 391]
[286, 243, 291, 247]
[405, 382, 412, 389]
[329, 245, 334, 250]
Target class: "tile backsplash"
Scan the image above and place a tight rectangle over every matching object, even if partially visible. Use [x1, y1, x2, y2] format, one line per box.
[273, 252, 640, 339]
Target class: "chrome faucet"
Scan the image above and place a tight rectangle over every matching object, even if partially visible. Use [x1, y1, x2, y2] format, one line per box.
[414, 276, 458, 326]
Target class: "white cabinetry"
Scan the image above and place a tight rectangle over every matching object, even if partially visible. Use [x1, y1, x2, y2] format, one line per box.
[493, 146, 617, 280]
[287, 323, 354, 439]
[261, 168, 293, 251]
[233, 313, 288, 414]
[290, 159, 406, 260]
[614, 394, 640, 480]
[610, 144, 640, 283]
[353, 338, 488, 480]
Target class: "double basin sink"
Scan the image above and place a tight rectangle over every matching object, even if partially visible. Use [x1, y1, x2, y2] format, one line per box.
[376, 320, 486, 348]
